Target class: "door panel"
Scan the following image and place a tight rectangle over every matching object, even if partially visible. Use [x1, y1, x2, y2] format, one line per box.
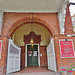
[32, 57, 38, 66]
[27, 45, 38, 66]
[47, 38, 57, 72]
[7, 39, 21, 74]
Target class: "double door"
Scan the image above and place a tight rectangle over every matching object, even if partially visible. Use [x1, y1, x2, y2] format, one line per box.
[27, 45, 38, 66]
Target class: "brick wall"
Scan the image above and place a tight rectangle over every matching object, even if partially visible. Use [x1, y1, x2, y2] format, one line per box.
[54, 36, 75, 71]
[40, 46, 47, 66]
[0, 36, 9, 74]
[21, 46, 25, 68]
[2, 13, 60, 37]
[64, 4, 74, 34]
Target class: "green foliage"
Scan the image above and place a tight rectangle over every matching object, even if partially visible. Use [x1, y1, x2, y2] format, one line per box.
[71, 65, 73, 69]
[74, 64, 75, 68]
[67, 69, 69, 71]
[70, 64, 75, 71]
[70, 67, 72, 71]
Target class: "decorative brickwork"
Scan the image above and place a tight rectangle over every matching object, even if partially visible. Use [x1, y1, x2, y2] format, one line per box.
[2, 13, 60, 37]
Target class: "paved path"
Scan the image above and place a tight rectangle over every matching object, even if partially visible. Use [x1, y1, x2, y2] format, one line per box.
[7, 72, 60, 75]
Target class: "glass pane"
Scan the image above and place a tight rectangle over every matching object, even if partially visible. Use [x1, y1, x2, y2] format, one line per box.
[33, 51, 37, 56]
[28, 51, 32, 56]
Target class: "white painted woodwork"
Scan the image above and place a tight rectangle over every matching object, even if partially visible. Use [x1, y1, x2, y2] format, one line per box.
[0, 11, 3, 35]
[72, 15, 75, 32]
[0, 0, 65, 12]
[47, 38, 57, 72]
[6, 39, 21, 74]
[58, 0, 69, 34]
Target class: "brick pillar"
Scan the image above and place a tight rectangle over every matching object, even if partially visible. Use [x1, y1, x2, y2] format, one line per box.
[64, 4, 74, 34]
[0, 36, 9, 75]
[54, 37, 60, 71]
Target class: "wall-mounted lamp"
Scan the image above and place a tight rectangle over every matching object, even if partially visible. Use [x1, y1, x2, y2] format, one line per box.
[30, 36, 33, 43]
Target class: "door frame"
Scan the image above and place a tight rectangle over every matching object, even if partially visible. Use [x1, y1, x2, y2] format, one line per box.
[25, 44, 40, 67]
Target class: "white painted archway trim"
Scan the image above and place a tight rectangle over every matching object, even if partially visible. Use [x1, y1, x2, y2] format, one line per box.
[25, 44, 40, 67]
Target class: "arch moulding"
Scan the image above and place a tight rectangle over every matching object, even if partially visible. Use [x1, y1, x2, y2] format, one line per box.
[3, 13, 58, 37]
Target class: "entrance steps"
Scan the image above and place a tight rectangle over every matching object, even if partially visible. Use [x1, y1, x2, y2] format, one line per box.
[7, 72, 60, 75]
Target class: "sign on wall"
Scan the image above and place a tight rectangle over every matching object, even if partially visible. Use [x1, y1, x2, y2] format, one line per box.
[0, 40, 2, 59]
[59, 39, 75, 58]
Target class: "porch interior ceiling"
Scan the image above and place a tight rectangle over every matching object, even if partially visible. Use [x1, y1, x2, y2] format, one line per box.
[0, 0, 65, 12]
[12, 23, 51, 46]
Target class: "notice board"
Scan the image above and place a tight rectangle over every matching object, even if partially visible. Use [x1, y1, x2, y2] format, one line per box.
[59, 39, 75, 58]
[0, 41, 2, 59]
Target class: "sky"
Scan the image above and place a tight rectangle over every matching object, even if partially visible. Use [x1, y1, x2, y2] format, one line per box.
[69, 0, 75, 16]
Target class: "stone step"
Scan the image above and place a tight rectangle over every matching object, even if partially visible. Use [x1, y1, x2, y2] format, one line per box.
[7, 72, 60, 75]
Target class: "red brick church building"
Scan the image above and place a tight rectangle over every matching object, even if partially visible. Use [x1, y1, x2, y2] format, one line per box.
[0, 0, 75, 75]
